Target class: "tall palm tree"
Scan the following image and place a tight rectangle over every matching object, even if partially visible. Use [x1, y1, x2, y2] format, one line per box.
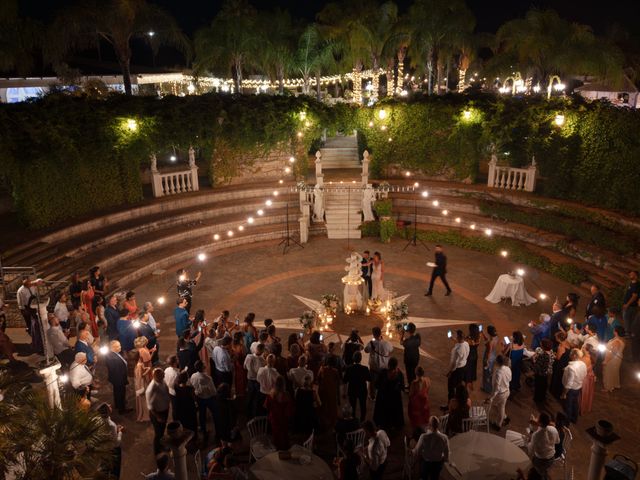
[194, 0, 258, 93]
[258, 9, 297, 95]
[492, 9, 624, 86]
[0, 0, 41, 75]
[47, 0, 191, 95]
[364, 1, 400, 100]
[404, 0, 475, 94]
[293, 24, 336, 99]
[317, 0, 377, 103]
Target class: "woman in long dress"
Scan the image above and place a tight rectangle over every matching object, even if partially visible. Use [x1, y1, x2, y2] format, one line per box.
[580, 344, 596, 414]
[318, 356, 341, 431]
[602, 325, 625, 392]
[371, 252, 385, 300]
[132, 350, 150, 422]
[551, 331, 571, 399]
[80, 280, 97, 337]
[408, 366, 431, 430]
[465, 324, 481, 390]
[264, 376, 294, 450]
[373, 357, 405, 430]
[505, 331, 525, 393]
[481, 325, 499, 393]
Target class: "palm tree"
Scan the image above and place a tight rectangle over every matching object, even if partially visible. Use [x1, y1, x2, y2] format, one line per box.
[0, 0, 42, 75]
[0, 370, 114, 479]
[404, 0, 476, 94]
[364, 1, 401, 100]
[293, 24, 336, 99]
[492, 9, 624, 86]
[194, 0, 258, 93]
[257, 9, 297, 95]
[317, 0, 378, 103]
[46, 0, 191, 95]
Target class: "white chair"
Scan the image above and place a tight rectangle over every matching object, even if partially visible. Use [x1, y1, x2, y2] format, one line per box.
[553, 427, 573, 480]
[402, 435, 415, 480]
[470, 405, 489, 432]
[302, 430, 314, 452]
[461, 418, 474, 432]
[247, 416, 276, 462]
[336, 428, 367, 458]
[439, 414, 449, 435]
[505, 429, 528, 448]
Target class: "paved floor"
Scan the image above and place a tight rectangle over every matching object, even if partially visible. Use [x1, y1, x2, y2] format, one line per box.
[8, 235, 640, 479]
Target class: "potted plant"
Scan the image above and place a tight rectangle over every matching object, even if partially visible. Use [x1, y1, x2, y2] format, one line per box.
[374, 199, 396, 243]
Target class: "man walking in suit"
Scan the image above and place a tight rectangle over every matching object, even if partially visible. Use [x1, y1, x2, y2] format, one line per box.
[105, 340, 130, 414]
[425, 245, 452, 296]
[361, 250, 373, 298]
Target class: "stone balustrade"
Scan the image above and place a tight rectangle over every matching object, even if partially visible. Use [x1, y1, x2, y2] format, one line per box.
[487, 156, 537, 192]
[150, 149, 200, 198]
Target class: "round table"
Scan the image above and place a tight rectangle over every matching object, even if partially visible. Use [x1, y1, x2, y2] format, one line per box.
[485, 274, 537, 307]
[249, 445, 334, 480]
[445, 431, 530, 479]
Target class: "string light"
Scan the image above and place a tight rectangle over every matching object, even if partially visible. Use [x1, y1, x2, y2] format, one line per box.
[297, 132, 303, 138]
[470, 224, 476, 230]
[368, 121, 374, 127]
[247, 217, 254, 224]
[455, 217, 461, 223]
[381, 125, 387, 131]
[554, 114, 565, 127]
[413, 182, 419, 188]
[284, 167, 291, 174]
[421, 191, 429, 198]
[516, 268, 525, 276]
[238, 225, 244, 231]
[227, 230, 234, 237]
[432, 200, 439, 207]
[500, 250, 508, 257]
[279, 179, 284, 184]
[265, 199, 273, 206]
[388, 137, 393, 142]
[378, 109, 387, 120]
[539, 293, 547, 300]
[273, 191, 279, 196]
[257, 209, 264, 216]
[197, 253, 207, 262]
[442, 210, 449, 216]
[213, 234, 220, 240]
[99, 345, 109, 355]
[157, 296, 166, 304]
[126, 119, 138, 131]
[289, 156, 296, 163]
[485, 228, 492, 236]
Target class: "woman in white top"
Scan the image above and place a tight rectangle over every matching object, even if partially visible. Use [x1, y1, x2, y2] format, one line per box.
[54, 292, 70, 329]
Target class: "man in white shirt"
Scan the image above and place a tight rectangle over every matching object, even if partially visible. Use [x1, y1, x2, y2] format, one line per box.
[256, 353, 280, 415]
[363, 420, 390, 479]
[567, 323, 585, 348]
[146, 368, 171, 454]
[16, 279, 36, 335]
[527, 412, 560, 478]
[212, 336, 233, 387]
[69, 352, 93, 392]
[54, 293, 70, 330]
[164, 355, 181, 419]
[47, 315, 74, 366]
[250, 331, 269, 355]
[561, 349, 587, 423]
[446, 329, 470, 399]
[486, 354, 512, 430]
[288, 355, 313, 391]
[364, 326, 393, 394]
[244, 343, 266, 418]
[98, 402, 124, 478]
[413, 416, 450, 479]
[190, 360, 217, 439]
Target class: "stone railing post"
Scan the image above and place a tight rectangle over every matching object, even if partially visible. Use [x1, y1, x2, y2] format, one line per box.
[150, 153, 164, 197]
[188, 147, 199, 192]
[312, 184, 324, 222]
[361, 150, 370, 186]
[487, 153, 497, 189]
[525, 157, 537, 192]
[39, 362, 62, 409]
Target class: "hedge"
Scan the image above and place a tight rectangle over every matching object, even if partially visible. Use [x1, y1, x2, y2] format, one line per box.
[0, 93, 336, 228]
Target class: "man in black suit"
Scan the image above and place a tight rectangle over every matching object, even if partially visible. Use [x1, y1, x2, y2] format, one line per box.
[585, 284, 606, 318]
[426, 245, 452, 296]
[105, 340, 130, 414]
[361, 250, 373, 297]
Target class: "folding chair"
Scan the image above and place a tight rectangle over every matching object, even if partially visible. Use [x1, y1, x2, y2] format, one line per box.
[302, 430, 315, 452]
[247, 416, 276, 462]
[336, 428, 366, 458]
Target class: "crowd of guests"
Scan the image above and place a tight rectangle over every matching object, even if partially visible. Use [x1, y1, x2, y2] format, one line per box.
[3, 265, 639, 480]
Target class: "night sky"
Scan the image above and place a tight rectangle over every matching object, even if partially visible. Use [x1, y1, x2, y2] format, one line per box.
[18, 0, 640, 71]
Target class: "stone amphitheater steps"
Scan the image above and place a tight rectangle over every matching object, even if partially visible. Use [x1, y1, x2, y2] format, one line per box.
[319, 134, 360, 169]
[325, 189, 362, 240]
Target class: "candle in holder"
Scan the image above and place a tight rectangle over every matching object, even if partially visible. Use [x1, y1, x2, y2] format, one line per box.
[366, 307, 371, 316]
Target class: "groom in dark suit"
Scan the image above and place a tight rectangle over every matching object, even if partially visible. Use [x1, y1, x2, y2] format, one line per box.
[105, 340, 130, 414]
[425, 245, 452, 296]
[361, 250, 373, 297]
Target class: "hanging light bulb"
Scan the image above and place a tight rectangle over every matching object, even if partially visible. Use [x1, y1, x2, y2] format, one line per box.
[432, 200, 439, 207]
[247, 217, 254, 224]
[238, 225, 244, 231]
[157, 296, 166, 305]
[265, 199, 273, 206]
[485, 228, 493, 236]
[500, 250, 508, 257]
[455, 217, 461, 223]
[197, 253, 207, 262]
[257, 209, 264, 216]
[421, 191, 429, 198]
[213, 234, 220, 240]
[227, 230, 234, 237]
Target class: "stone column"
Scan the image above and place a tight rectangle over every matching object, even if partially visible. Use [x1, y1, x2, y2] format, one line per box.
[188, 147, 199, 192]
[39, 361, 62, 409]
[312, 184, 324, 223]
[586, 421, 619, 480]
[362, 184, 375, 222]
[525, 156, 537, 192]
[487, 153, 497, 189]
[150, 153, 164, 197]
[315, 151, 324, 187]
[361, 150, 370, 186]
[164, 422, 194, 480]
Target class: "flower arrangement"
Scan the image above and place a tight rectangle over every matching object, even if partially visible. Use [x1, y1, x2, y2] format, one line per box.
[321, 293, 340, 316]
[299, 310, 317, 332]
[297, 180, 308, 191]
[367, 297, 382, 312]
[390, 301, 409, 322]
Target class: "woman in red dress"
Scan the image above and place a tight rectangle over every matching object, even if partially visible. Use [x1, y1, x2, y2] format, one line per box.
[231, 331, 247, 397]
[123, 291, 138, 319]
[264, 376, 294, 451]
[80, 280, 97, 337]
[408, 365, 431, 430]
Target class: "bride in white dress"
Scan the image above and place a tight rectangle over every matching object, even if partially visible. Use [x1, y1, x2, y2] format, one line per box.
[371, 252, 386, 300]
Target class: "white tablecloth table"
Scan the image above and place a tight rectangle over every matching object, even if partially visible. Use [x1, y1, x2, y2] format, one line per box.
[249, 445, 334, 480]
[444, 431, 531, 480]
[485, 274, 537, 306]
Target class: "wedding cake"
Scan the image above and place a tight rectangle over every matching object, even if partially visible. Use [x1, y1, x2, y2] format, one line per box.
[342, 252, 363, 312]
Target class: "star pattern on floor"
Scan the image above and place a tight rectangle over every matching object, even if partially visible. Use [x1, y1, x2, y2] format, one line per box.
[271, 295, 477, 363]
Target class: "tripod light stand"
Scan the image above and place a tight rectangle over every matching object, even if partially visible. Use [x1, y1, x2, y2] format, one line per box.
[279, 185, 304, 255]
[403, 198, 430, 251]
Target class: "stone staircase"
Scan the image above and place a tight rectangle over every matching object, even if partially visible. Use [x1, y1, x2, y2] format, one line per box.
[319, 134, 360, 169]
[324, 188, 362, 239]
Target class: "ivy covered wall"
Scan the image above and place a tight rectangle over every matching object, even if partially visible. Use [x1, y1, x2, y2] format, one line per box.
[1, 92, 639, 229]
